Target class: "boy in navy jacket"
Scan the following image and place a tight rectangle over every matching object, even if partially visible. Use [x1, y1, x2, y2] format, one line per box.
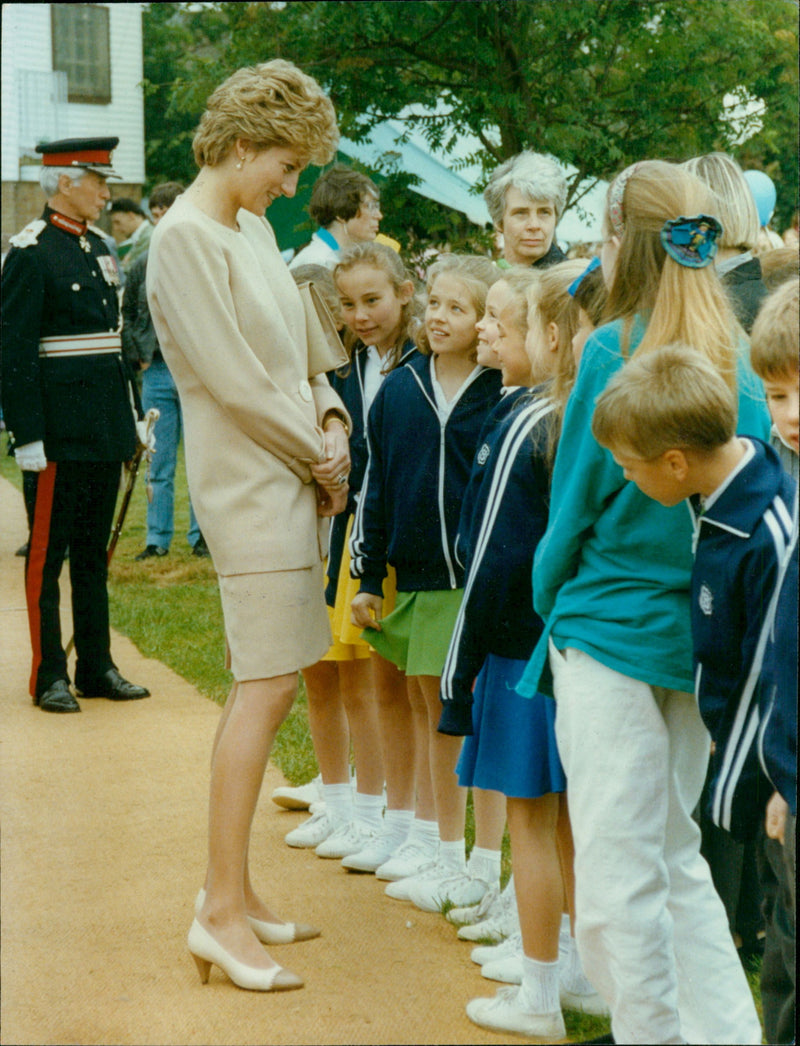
[592, 342, 797, 1042]
[748, 278, 798, 1045]
[592, 343, 796, 838]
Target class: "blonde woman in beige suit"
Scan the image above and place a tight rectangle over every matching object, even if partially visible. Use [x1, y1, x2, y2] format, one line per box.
[147, 61, 350, 992]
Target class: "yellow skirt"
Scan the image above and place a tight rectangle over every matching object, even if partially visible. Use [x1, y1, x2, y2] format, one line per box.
[323, 516, 397, 662]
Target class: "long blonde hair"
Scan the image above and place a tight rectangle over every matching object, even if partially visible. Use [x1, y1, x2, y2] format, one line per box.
[603, 160, 740, 386]
[525, 259, 586, 469]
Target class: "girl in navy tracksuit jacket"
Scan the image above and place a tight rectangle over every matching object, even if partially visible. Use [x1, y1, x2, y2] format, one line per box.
[438, 261, 605, 1035]
[350, 255, 503, 900]
[295, 244, 419, 868]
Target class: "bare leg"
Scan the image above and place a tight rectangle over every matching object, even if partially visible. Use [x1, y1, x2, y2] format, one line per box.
[406, 675, 436, 821]
[556, 792, 577, 931]
[473, 787, 507, 851]
[507, 793, 563, 961]
[198, 673, 299, 969]
[338, 658, 384, 796]
[372, 653, 415, 810]
[302, 659, 350, 784]
[417, 674, 467, 842]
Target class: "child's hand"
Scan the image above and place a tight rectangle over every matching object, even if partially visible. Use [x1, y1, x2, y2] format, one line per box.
[765, 790, 788, 844]
[351, 592, 382, 631]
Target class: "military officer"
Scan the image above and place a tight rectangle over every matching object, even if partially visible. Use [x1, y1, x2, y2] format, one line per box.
[1, 137, 151, 712]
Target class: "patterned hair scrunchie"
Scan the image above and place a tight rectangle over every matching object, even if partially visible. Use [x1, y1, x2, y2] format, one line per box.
[607, 161, 645, 238]
[660, 215, 723, 268]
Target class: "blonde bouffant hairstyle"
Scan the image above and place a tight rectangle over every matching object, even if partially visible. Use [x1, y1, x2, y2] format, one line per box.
[193, 60, 339, 168]
[603, 160, 740, 386]
[416, 254, 502, 357]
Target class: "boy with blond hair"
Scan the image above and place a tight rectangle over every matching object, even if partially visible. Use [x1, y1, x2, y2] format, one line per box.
[750, 278, 799, 480]
[749, 278, 798, 1044]
[592, 343, 795, 828]
[593, 341, 797, 1042]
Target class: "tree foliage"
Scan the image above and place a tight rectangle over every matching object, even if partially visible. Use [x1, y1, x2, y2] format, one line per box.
[142, 0, 799, 230]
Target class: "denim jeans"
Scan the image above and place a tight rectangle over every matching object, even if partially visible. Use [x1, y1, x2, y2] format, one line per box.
[141, 356, 199, 549]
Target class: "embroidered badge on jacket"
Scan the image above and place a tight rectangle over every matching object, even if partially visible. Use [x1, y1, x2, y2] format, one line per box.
[699, 583, 714, 616]
[477, 443, 491, 466]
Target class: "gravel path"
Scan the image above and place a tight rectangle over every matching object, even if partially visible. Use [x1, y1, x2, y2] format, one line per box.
[0, 476, 557, 1045]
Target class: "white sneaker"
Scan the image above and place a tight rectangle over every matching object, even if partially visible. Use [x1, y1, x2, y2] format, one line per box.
[471, 930, 523, 966]
[341, 829, 400, 873]
[284, 808, 338, 848]
[482, 951, 523, 984]
[448, 883, 501, 925]
[466, 985, 566, 1039]
[383, 859, 450, 900]
[315, 820, 376, 859]
[407, 871, 491, 913]
[375, 839, 438, 882]
[271, 773, 322, 811]
[457, 882, 519, 942]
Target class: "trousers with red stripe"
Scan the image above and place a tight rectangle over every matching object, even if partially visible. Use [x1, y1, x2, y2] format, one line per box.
[23, 461, 119, 699]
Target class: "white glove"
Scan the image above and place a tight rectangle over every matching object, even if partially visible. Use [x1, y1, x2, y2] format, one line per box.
[15, 440, 47, 471]
[135, 418, 156, 454]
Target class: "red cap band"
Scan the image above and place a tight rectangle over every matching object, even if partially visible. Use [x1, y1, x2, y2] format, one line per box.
[42, 149, 112, 167]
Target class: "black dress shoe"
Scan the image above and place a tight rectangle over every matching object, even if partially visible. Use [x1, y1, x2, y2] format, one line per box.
[192, 536, 210, 558]
[135, 544, 168, 561]
[76, 668, 150, 701]
[38, 679, 81, 713]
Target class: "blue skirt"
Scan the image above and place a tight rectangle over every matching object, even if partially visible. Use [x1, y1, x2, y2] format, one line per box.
[457, 654, 566, 799]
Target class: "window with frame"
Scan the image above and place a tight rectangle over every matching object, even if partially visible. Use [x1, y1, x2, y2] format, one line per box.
[51, 4, 111, 105]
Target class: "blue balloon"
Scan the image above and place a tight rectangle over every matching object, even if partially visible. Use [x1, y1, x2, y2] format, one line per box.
[743, 170, 776, 226]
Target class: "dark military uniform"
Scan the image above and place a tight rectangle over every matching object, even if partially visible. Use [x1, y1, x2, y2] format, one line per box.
[1, 206, 139, 700]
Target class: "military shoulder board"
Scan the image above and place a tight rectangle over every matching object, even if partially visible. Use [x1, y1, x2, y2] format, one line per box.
[9, 219, 47, 248]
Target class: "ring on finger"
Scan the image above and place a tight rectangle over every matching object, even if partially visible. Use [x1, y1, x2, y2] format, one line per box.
[335, 472, 349, 486]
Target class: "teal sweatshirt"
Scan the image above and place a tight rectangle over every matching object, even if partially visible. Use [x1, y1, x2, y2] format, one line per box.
[517, 316, 771, 698]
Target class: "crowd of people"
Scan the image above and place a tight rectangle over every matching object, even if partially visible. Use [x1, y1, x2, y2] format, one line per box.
[1, 56, 797, 1046]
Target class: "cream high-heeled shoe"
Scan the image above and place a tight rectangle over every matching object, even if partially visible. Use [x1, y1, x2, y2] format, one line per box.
[194, 889, 321, 945]
[187, 919, 303, 991]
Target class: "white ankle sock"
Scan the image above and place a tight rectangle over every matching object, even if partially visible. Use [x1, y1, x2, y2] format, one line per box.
[519, 955, 561, 1014]
[353, 791, 384, 830]
[407, 818, 439, 852]
[323, 782, 352, 823]
[438, 838, 466, 873]
[382, 808, 413, 847]
[468, 846, 501, 885]
[560, 935, 595, 994]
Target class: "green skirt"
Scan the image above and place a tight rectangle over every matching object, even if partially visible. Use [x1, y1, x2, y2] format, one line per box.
[362, 588, 463, 676]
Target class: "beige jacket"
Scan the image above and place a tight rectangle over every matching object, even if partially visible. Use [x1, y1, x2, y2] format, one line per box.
[147, 197, 348, 576]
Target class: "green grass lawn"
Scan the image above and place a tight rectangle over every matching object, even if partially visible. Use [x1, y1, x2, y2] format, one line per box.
[3, 431, 768, 1042]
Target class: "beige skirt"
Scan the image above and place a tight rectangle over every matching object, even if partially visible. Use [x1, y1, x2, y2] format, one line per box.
[218, 560, 332, 681]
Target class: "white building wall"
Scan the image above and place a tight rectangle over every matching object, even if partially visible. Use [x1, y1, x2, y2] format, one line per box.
[1, 2, 144, 184]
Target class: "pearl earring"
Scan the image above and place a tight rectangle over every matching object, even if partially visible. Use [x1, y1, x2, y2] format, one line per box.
[236, 160, 243, 170]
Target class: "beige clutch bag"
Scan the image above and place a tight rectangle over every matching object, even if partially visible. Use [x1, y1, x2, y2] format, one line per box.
[298, 281, 348, 377]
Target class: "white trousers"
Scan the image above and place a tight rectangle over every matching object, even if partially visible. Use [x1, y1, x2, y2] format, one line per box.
[549, 643, 761, 1045]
